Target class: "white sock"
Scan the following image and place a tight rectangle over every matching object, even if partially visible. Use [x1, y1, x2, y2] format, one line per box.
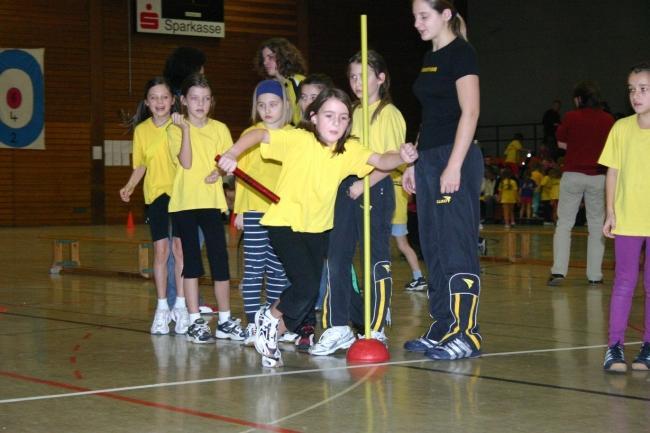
[218, 310, 231, 324]
[189, 313, 201, 323]
[173, 297, 186, 309]
[157, 298, 169, 310]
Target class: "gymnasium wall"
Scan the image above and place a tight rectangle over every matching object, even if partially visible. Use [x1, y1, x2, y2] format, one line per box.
[0, 0, 304, 226]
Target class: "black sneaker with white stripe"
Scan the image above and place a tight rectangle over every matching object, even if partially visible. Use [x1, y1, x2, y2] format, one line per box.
[631, 342, 649, 371]
[186, 318, 212, 344]
[603, 342, 627, 372]
[425, 334, 480, 360]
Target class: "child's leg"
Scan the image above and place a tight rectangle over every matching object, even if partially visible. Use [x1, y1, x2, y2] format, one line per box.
[173, 211, 203, 315]
[262, 224, 289, 308]
[501, 203, 508, 225]
[171, 236, 184, 297]
[608, 235, 644, 346]
[395, 235, 421, 277]
[241, 212, 265, 323]
[198, 209, 230, 313]
[152, 238, 170, 299]
[643, 237, 650, 343]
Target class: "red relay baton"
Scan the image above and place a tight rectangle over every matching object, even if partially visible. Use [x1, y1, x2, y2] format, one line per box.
[215, 154, 280, 204]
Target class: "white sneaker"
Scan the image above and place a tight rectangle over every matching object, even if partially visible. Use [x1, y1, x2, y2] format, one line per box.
[171, 307, 190, 335]
[150, 308, 171, 335]
[358, 329, 388, 345]
[309, 326, 356, 356]
[279, 331, 299, 344]
[243, 323, 257, 346]
[255, 309, 280, 357]
[262, 348, 283, 368]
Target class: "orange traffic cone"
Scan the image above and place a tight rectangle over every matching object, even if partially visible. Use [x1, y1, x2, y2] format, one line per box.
[126, 210, 135, 232]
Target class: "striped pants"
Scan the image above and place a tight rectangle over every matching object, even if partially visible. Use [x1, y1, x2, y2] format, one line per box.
[241, 212, 289, 321]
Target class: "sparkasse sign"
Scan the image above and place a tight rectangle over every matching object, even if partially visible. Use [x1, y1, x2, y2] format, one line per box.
[135, 0, 225, 38]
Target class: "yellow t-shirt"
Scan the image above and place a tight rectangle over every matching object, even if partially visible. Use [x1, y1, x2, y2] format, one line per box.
[284, 74, 305, 126]
[351, 101, 407, 224]
[234, 122, 293, 214]
[259, 128, 374, 232]
[167, 119, 232, 212]
[540, 175, 560, 201]
[498, 178, 518, 204]
[530, 169, 544, 191]
[504, 140, 522, 163]
[132, 118, 175, 204]
[598, 114, 650, 236]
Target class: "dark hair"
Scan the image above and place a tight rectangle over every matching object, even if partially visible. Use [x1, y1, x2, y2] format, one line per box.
[298, 87, 353, 155]
[179, 73, 214, 117]
[573, 80, 602, 109]
[163, 47, 206, 93]
[415, 0, 466, 40]
[299, 73, 334, 93]
[513, 132, 524, 140]
[124, 76, 174, 131]
[629, 61, 650, 75]
[348, 50, 393, 124]
[254, 37, 307, 78]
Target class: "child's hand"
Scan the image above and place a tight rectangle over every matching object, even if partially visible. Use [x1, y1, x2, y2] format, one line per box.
[204, 169, 220, 184]
[603, 211, 616, 238]
[400, 142, 418, 164]
[402, 165, 416, 194]
[171, 113, 188, 129]
[217, 150, 238, 174]
[234, 213, 244, 231]
[119, 185, 133, 202]
[347, 180, 364, 200]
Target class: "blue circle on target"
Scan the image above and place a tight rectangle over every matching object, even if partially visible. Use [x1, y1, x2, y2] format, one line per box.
[0, 50, 44, 148]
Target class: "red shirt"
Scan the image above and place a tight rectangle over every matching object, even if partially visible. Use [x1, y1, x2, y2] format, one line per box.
[555, 108, 614, 175]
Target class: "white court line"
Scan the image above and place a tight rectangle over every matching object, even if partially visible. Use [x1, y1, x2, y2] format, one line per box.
[0, 341, 640, 405]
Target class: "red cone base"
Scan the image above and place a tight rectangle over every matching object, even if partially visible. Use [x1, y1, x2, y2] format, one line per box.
[346, 338, 390, 364]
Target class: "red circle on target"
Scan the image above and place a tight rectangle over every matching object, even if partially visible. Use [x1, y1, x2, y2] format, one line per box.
[7, 87, 22, 109]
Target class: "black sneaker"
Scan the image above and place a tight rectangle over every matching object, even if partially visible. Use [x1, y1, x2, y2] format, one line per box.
[186, 318, 213, 344]
[632, 342, 650, 371]
[405, 277, 427, 292]
[603, 342, 627, 372]
[547, 274, 565, 286]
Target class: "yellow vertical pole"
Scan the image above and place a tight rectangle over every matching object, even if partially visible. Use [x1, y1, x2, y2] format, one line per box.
[361, 15, 371, 339]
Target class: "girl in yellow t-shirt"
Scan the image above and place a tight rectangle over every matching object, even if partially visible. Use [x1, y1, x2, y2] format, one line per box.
[119, 77, 188, 336]
[168, 74, 245, 344]
[234, 79, 292, 345]
[218, 87, 418, 367]
[497, 167, 518, 228]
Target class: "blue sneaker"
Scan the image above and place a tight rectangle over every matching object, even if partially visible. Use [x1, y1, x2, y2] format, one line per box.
[631, 342, 649, 371]
[604, 342, 627, 372]
[425, 335, 480, 360]
[404, 337, 438, 353]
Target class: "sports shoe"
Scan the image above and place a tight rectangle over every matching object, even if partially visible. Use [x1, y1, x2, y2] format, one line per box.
[309, 326, 356, 356]
[603, 342, 627, 372]
[588, 279, 604, 285]
[425, 334, 481, 360]
[358, 329, 388, 345]
[547, 274, 565, 286]
[243, 323, 257, 346]
[150, 308, 171, 335]
[631, 342, 650, 371]
[478, 237, 487, 255]
[403, 337, 438, 353]
[262, 347, 284, 368]
[171, 307, 190, 335]
[295, 324, 315, 351]
[255, 309, 280, 357]
[186, 318, 212, 344]
[405, 277, 427, 292]
[254, 306, 267, 329]
[279, 331, 299, 344]
[215, 319, 246, 341]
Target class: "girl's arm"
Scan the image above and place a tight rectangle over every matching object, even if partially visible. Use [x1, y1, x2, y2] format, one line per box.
[217, 129, 269, 174]
[172, 113, 192, 169]
[367, 143, 417, 172]
[440, 74, 480, 194]
[119, 166, 146, 202]
[603, 167, 618, 238]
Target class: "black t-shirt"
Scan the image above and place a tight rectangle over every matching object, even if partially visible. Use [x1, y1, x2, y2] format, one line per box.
[413, 37, 479, 150]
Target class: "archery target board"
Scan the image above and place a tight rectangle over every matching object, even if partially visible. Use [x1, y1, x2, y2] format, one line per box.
[0, 49, 45, 149]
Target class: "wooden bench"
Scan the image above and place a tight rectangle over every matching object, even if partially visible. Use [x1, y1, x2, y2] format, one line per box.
[41, 235, 153, 278]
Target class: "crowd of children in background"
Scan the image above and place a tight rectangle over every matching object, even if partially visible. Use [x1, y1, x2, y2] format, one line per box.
[481, 133, 562, 228]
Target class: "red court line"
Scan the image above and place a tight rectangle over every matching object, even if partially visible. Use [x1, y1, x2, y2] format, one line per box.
[0, 371, 301, 433]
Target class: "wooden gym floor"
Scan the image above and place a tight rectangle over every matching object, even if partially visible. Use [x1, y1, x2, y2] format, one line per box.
[0, 224, 649, 432]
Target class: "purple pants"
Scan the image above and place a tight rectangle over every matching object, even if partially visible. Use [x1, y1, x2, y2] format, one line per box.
[608, 235, 650, 345]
